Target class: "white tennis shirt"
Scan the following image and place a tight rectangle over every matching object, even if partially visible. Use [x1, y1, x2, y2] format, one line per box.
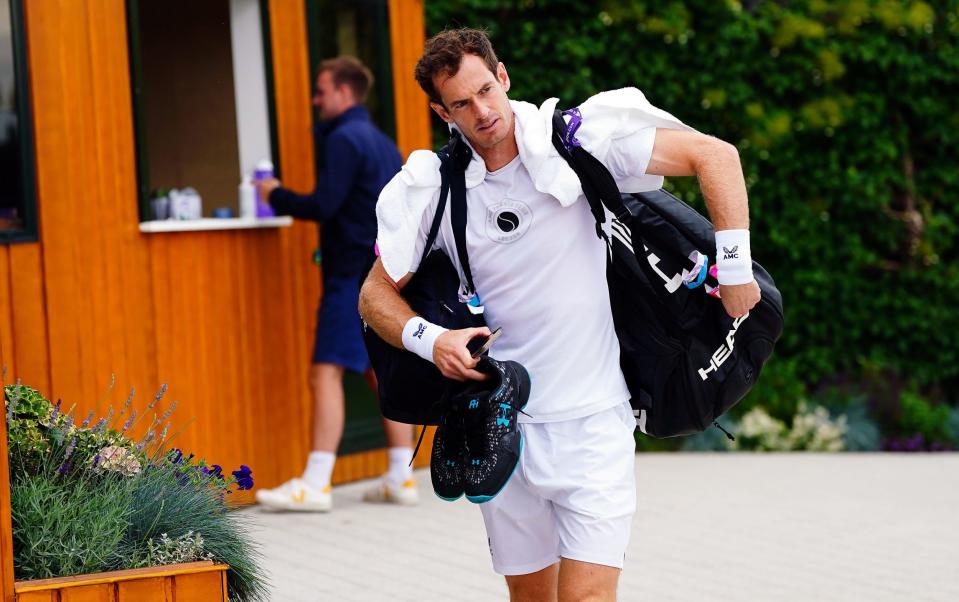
[407, 125, 662, 423]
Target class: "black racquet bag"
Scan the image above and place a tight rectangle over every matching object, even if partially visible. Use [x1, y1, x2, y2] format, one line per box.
[552, 110, 785, 438]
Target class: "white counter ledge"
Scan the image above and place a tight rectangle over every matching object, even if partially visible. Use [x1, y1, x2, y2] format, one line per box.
[139, 216, 293, 233]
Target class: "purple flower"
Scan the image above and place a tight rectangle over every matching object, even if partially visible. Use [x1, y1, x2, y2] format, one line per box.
[136, 431, 155, 451]
[148, 383, 167, 411]
[168, 448, 184, 465]
[159, 399, 177, 424]
[121, 409, 137, 433]
[80, 410, 95, 429]
[63, 436, 78, 461]
[203, 464, 224, 480]
[232, 465, 254, 490]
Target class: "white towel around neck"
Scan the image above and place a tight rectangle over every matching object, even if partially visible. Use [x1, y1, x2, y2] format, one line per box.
[375, 87, 694, 282]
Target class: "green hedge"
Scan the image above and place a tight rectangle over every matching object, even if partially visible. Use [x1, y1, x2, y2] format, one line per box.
[425, 1, 959, 420]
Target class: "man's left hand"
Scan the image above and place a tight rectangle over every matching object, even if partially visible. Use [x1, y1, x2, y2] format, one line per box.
[719, 280, 760, 318]
[256, 178, 281, 202]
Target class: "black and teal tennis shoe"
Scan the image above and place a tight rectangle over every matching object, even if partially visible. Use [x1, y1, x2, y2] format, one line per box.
[461, 357, 531, 504]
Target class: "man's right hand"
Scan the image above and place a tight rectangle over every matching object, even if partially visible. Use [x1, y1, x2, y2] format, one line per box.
[433, 327, 492, 381]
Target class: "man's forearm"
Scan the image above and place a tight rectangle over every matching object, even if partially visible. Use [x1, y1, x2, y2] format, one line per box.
[358, 259, 416, 349]
[648, 129, 749, 231]
[693, 139, 749, 232]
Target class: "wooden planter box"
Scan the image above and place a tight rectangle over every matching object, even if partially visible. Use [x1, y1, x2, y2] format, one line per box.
[13, 561, 228, 601]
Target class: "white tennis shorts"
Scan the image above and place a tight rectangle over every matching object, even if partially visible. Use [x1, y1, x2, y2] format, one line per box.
[479, 401, 637, 575]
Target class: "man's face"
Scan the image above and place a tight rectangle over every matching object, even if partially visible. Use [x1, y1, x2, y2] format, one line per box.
[312, 70, 352, 122]
[431, 54, 513, 151]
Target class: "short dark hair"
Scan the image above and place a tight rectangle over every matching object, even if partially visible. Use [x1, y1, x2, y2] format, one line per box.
[320, 56, 374, 103]
[414, 28, 499, 105]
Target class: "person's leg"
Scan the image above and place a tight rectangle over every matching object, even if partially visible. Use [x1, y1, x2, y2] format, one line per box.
[310, 362, 346, 452]
[253, 361, 343, 511]
[299, 362, 345, 492]
[544, 403, 637, 601]
[556, 559, 619, 602]
[505, 563, 559, 602]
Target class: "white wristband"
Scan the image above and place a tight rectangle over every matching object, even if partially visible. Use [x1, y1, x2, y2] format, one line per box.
[402, 317, 448, 364]
[715, 229, 753, 285]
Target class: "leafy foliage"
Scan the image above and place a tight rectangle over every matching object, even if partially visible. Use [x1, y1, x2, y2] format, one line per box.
[425, 0, 959, 425]
[11, 471, 132, 580]
[4, 383, 267, 601]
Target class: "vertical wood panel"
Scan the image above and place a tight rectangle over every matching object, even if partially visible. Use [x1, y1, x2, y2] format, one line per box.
[13, 593, 54, 602]
[261, 0, 322, 486]
[26, 0, 156, 410]
[116, 577, 170, 601]
[85, 0, 157, 392]
[388, 0, 431, 158]
[0, 411, 14, 602]
[6, 245, 49, 395]
[30, 0, 97, 401]
[171, 572, 223, 601]
[59, 584, 113, 602]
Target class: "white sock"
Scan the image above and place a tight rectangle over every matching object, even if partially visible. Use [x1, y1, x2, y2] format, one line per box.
[302, 451, 335, 491]
[385, 447, 414, 487]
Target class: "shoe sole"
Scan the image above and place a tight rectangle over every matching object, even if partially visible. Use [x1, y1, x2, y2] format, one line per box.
[466, 363, 531, 504]
[258, 502, 332, 512]
[256, 496, 332, 512]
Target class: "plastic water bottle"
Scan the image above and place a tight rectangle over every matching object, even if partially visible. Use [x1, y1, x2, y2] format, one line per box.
[253, 159, 275, 217]
[238, 174, 256, 219]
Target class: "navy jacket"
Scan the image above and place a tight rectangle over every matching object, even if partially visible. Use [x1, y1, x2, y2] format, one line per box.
[269, 106, 401, 278]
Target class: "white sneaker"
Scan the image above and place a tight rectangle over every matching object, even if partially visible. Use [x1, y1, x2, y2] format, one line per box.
[256, 478, 332, 512]
[362, 478, 420, 506]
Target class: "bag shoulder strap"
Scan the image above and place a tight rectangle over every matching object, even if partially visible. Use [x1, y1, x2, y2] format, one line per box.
[448, 131, 478, 297]
[551, 108, 682, 327]
[550, 109, 633, 233]
[419, 153, 450, 267]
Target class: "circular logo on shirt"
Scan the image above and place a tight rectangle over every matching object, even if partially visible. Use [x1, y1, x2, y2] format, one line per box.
[486, 200, 532, 243]
[496, 212, 520, 232]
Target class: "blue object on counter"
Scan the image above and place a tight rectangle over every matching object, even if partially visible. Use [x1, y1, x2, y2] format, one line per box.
[213, 207, 234, 218]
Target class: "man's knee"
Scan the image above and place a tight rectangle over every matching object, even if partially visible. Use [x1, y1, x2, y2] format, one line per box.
[309, 363, 344, 390]
[505, 563, 559, 602]
[557, 559, 619, 602]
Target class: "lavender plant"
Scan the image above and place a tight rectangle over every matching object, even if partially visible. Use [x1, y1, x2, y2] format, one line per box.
[3, 382, 266, 601]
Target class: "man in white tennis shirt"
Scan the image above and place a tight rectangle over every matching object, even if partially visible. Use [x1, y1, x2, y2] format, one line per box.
[360, 28, 760, 601]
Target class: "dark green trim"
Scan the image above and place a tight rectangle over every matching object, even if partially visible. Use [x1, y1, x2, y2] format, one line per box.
[339, 417, 388, 455]
[259, 0, 281, 180]
[1, 0, 39, 244]
[374, 0, 396, 141]
[124, 0, 152, 222]
[305, 0, 397, 140]
[305, 0, 322, 95]
[337, 371, 388, 455]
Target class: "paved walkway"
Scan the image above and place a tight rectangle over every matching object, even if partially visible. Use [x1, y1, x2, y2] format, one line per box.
[245, 453, 959, 601]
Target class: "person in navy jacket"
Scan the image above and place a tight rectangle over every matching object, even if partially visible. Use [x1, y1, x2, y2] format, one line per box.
[255, 56, 418, 511]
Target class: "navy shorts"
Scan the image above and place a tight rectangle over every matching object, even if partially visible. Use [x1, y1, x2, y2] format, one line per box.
[312, 274, 369, 373]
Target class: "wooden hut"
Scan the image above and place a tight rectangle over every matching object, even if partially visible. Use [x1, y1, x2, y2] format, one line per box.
[0, 0, 432, 513]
